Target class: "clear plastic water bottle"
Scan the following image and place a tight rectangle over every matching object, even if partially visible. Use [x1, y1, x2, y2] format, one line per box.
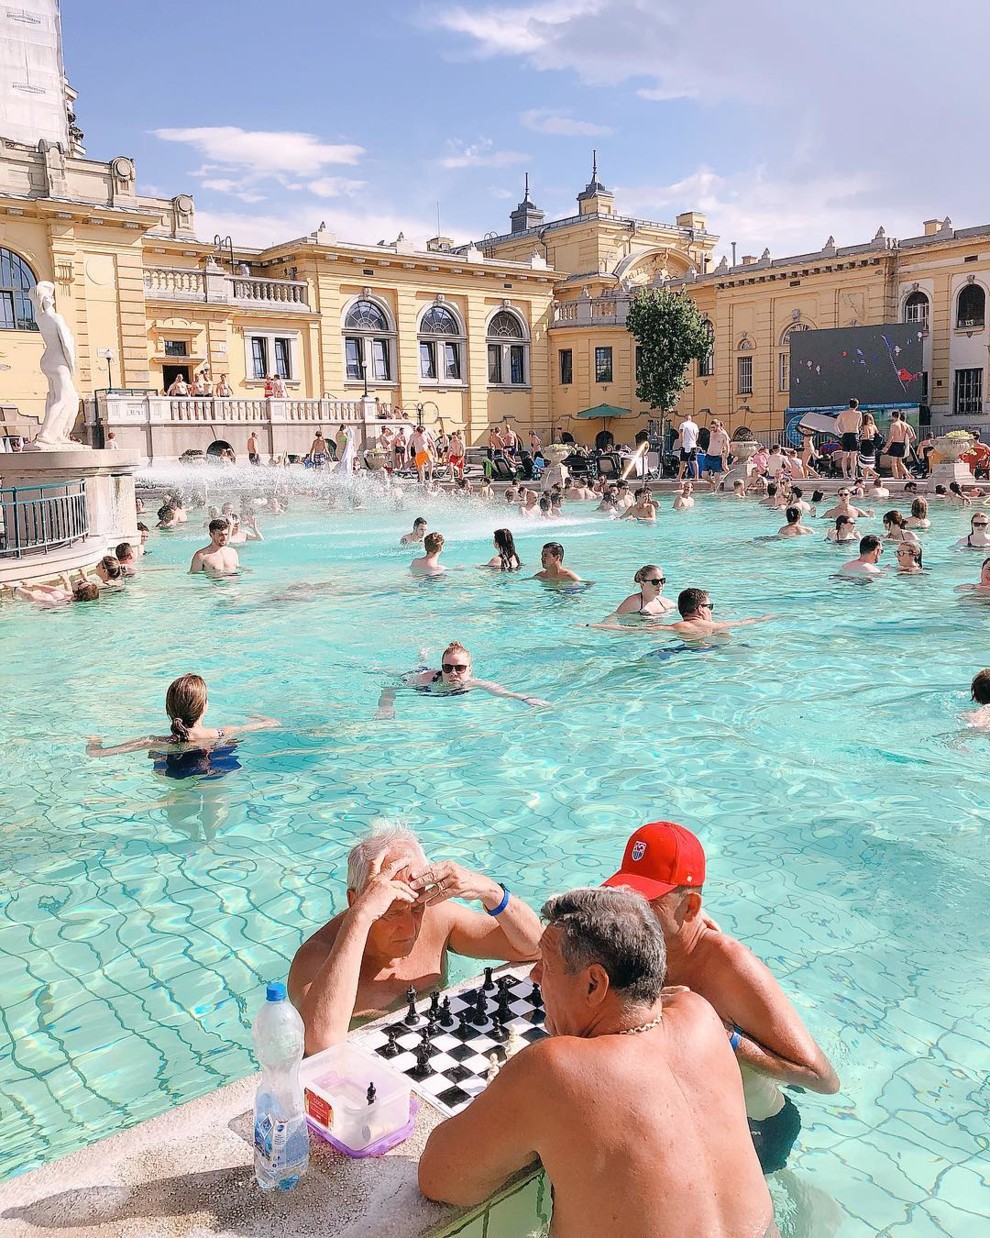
[252, 981, 309, 1191]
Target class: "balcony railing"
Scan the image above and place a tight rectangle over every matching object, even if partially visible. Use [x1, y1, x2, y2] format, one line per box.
[0, 481, 89, 558]
[143, 267, 311, 311]
[551, 295, 630, 327]
[88, 393, 378, 429]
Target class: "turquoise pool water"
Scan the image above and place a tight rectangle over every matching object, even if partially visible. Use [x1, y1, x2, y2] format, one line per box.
[2, 481, 989, 1234]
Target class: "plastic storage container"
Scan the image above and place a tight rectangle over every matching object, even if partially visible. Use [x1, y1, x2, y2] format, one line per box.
[301, 1041, 413, 1157]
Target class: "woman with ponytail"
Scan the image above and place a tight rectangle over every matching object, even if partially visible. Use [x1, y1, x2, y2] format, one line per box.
[86, 674, 278, 765]
[479, 528, 522, 572]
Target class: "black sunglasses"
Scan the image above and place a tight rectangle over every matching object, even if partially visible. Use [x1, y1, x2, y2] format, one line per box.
[442, 663, 469, 673]
[701, 601, 715, 611]
[644, 576, 666, 586]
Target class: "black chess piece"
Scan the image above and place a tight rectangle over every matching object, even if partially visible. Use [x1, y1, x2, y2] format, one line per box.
[455, 1009, 472, 1039]
[410, 1042, 433, 1078]
[380, 1027, 401, 1057]
[428, 991, 440, 1019]
[483, 966, 495, 991]
[471, 989, 488, 1026]
[367, 1082, 377, 1105]
[531, 985, 543, 1009]
[496, 994, 511, 1023]
[497, 975, 512, 993]
[403, 986, 422, 1026]
[490, 1014, 508, 1042]
[438, 996, 454, 1027]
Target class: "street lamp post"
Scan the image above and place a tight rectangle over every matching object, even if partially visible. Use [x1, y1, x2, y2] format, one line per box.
[97, 347, 114, 392]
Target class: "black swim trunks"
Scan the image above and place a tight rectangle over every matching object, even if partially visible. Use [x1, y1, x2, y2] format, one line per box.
[840, 432, 859, 452]
[680, 448, 697, 462]
[748, 1094, 802, 1174]
[888, 442, 906, 458]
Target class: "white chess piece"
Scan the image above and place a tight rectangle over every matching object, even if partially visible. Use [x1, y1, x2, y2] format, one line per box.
[29, 282, 80, 449]
[505, 1027, 524, 1058]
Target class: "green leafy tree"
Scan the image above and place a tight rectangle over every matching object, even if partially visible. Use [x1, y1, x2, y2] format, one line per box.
[625, 288, 711, 413]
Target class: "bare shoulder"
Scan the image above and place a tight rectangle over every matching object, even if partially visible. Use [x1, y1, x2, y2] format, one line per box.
[289, 912, 345, 990]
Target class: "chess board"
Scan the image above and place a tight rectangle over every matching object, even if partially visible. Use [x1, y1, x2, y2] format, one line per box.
[352, 965, 548, 1116]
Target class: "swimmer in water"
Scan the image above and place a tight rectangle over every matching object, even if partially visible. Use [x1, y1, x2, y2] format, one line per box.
[410, 531, 446, 576]
[776, 507, 815, 538]
[905, 498, 930, 529]
[826, 515, 858, 544]
[730, 480, 746, 500]
[533, 541, 581, 583]
[955, 556, 990, 594]
[895, 543, 924, 574]
[479, 528, 522, 572]
[882, 510, 920, 546]
[189, 519, 239, 576]
[401, 517, 428, 546]
[822, 488, 873, 520]
[85, 673, 279, 760]
[10, 571, 100, 607]
[673, 481, 695, 511]
[956, 512, 990, 550]
[664, 587, 773, 642]
[839, 534, 884, 576]
[591, 564, 674, 628]
[960, 668, 990, 728]
[620, 488, 658, 522]
[375, 641, 549, 719]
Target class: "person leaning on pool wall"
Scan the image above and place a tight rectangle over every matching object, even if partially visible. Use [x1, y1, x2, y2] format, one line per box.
[603, 821, 840, 1175]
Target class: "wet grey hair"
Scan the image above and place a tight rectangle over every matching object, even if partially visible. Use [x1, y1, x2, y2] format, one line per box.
[541, 887, 667, 1004]
[346, 822, 428, 893]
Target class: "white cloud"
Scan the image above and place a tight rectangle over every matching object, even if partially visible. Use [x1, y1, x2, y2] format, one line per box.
[307, 177, 367, 198]
[429, 0, 594, 56]
[192, 203, 467, 253]
[154, 127, 364, 176]
[520, 108, 611, 136]
[439, 139, 528, 169]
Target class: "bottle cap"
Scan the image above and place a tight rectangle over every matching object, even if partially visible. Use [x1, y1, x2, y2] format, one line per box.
[266, 982, 287, 1002]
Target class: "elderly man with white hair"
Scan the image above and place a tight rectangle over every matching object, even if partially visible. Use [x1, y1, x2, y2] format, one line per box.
[288, 823, 543, 1054]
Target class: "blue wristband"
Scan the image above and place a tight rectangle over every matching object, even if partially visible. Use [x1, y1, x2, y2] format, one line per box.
[486, 883, 510, 917]
[728, 1027, 742, 1052]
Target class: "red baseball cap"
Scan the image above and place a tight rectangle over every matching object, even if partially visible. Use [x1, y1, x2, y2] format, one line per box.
[602, 821, 706, 899]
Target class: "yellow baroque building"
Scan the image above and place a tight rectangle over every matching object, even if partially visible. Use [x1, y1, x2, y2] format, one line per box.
[1, 6, 988, 458]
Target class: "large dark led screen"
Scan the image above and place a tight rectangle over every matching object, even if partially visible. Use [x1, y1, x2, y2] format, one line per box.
[789, 324, 925, 409]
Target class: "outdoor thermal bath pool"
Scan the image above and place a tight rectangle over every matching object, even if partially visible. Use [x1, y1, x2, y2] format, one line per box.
[1, 484, 988, 1235]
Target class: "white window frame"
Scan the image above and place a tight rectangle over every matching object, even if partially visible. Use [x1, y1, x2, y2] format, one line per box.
[737, 354, 753, 395]
[778, 351, 789, 392]
[417, 303, 467, 387]
[954, 367, 984, 416]
[903, 290, 930, 329]
[244, 330, 300, 382]
[341, 296, 398, 387]
[486, 308, 530, 389]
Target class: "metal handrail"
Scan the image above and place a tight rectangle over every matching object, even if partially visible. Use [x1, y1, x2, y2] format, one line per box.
[0, 480, 89, 558]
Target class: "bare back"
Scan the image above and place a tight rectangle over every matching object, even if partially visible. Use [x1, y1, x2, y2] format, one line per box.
[534, 992, 772, 1237]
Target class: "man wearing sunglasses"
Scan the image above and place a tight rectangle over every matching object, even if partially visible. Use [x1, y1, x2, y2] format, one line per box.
[289, 823, 543, 1053]
[375, 641, 549, 719]
[821, 488, 873, 520]
[666, 588, 774, 641]
[839, 534, 884, 576]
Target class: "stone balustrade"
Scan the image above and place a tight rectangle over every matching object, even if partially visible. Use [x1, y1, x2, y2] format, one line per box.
[143, 267, 311, 311]
[551, 295, 630, 327]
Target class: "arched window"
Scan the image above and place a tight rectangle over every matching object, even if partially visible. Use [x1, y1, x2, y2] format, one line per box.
[957, 283, 986, 329]
[698, 320, 714, 377]
[904, 289, 930, 329]
[778, 322, 810, 392]
[342, 298, 395, 383]
[0, 248, 38, 331]
[487, 309, 528, 386]
[418, 304, 465, 383]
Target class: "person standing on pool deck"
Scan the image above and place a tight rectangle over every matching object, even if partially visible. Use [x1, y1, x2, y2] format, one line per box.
[883, 411, 915, 481]
[419, 887, 774, 1237]
[836, 399, 863, 479]
[676, 412, 700, 481]
[409, 423, 435, 485]
[288, 823, 543, 1052]
[189, 518, 239, 576]
[840, 534, 884, 575]
[703, 418, 730, 490]
[603, 822, 840, 1174]
[534, 542, 581, 583]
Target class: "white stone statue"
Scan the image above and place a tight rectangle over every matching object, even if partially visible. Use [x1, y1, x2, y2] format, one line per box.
[29, 281, 81, 449]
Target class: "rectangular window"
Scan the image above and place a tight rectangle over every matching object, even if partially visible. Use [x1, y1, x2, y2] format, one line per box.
[420, 341, 436, 380]
[905, 299, 929, 328]
[635, 346, 643, 384]
[164, 339, 188, 357]
[372, 338, 390, 381]
[954, 368, 983, 415]
[488, 344, 502, 384]
[509, 344, 525, 385]
[779, 351, 789, 392]
[699, 343, 714, 377]
[274, 338, 291, 380]
[443, 342, 461, 381]
[0, 291, 15, 330]
[595, 346, 613, 384]
[737, 355, 753, 394]
[559, 349, 573, 385]
[251, 337, 268, 380]
[345, 337, 363, 380]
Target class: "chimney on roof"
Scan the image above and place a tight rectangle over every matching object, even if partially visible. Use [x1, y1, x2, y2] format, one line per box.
[741, 254, 757, 266]
[426, 236, 453, 253]
[923, 219, 940, 236]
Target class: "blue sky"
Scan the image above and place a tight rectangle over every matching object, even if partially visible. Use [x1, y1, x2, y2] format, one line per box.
[63, 0, 990, 259]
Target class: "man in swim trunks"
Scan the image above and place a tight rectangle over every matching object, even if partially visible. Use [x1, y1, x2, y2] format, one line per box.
[703, 419, 730, 490]
[883, 410, 915, 481]
[419, 887, 775, 1237]
[409, 423, 436, 485]
[676, 412, 700, 481]
[309, 430, 331, 468]
[534, 541, 581, 583]
[448, 430, 465, 479]
[189, 518, 239, 576]
[840, 534, 884, 576]
[835, 399, 863, 480]
[289, 823, 543, 1052]
[603, 822, 840, 1174]
[666, 587, 773, 641]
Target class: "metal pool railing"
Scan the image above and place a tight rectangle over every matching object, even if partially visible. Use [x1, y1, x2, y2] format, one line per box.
[0, 480, 89, 558]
